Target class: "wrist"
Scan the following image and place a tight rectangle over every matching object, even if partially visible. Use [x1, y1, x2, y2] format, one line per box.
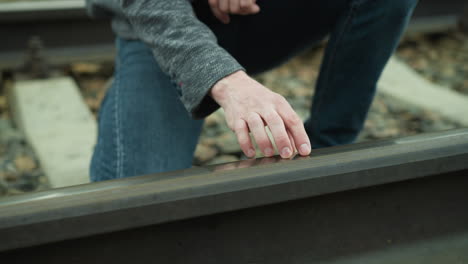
[210, 70, 247, 106]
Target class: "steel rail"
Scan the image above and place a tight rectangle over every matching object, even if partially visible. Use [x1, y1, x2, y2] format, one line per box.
[0, 129, 467, 262]
[0, 0, 86, 22]
[0, 0, 114, 70]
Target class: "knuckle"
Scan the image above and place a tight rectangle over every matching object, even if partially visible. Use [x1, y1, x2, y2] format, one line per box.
[263, 111, 277, 123]
[285, 113, 302, 126]
[244, 0, 254, 6]
[230, 5, 240, 13]
[234, 121, 244, 132]
[273, 93, 287, 104]
[227, 123, 234, 131]
[246, 112, 259, 124]
[219, 4, 229, 12]
[208, 0, 217, 6]
[270, 117, 284, 127]
[241, 3, 254, 11]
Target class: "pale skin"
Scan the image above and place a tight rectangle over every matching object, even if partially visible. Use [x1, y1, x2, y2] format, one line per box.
[208, 0, 260, 24]
[208, 0, 312, 159]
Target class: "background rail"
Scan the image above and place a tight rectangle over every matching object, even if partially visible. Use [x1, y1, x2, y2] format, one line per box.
[0, 0, 467, 69]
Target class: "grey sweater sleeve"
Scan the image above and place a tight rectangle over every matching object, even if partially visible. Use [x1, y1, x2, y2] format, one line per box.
[117, 0, 244, 119]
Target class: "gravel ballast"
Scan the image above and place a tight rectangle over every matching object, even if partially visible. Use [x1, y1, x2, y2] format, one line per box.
[0, 29, 465, 196]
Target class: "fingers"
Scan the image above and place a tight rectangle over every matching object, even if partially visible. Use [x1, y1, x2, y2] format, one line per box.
[227, 0, 257, 14]
[287, 130, 298, 154]
[234, 119, 256, 158]
[246, 113, 275, 157]
[209, 0, 230, 24]
[213, 70, 309, 160]
[229, 0, 241, 13]
[261, 111, 294, 158]
[213, 0, 260, 16]
[240, 0, 251, 9]
[218, 0, 229, 13]
[277, 100, 311, 156]
[234, 107, 308, 159]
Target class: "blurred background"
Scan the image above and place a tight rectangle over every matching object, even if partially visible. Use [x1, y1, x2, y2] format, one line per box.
[0, 0, 467, 196]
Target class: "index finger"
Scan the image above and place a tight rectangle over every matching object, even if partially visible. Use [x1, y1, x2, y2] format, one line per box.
[234, 119, 256, 158]
[277, 102, 311, 156]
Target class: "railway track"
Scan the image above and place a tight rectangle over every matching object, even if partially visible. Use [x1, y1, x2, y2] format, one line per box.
[0, 128, 468, 263]
[1, 1, 468, 263]
[0, 0, 467, 70]
[0, 0, 114, 70]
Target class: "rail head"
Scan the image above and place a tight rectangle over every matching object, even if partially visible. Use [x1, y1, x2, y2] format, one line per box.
[0, 0, 86, 22]
[0, 128, 467, 251]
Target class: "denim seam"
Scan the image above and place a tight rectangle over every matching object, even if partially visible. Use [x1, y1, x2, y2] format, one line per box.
[313, 4, 357, 130]
[114, 59, 123, 179]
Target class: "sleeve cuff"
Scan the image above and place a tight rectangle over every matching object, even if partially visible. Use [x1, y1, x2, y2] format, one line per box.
[180, 58, 245, 119]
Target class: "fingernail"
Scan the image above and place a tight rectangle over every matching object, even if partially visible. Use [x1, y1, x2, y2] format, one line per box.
[264, 148, 273, 157]
[247, 149, 256, 158]
[300, 144, 311, 155]
[281, 147, 292, 158]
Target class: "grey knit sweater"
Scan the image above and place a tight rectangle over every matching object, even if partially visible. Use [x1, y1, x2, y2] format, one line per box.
[85, 0, 244, 119]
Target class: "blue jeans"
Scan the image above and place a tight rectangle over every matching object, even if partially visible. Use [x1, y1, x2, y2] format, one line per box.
[90, 0, 418, 182]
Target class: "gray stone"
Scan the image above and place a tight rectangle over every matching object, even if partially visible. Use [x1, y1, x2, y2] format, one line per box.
[216, 132, 242, 154]
[204, 110, 224, 128]
[194, 143, 218, 164]
[0, 119, 24, 143]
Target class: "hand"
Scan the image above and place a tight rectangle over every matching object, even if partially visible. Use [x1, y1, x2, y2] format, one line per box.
[210, 71, 312, 159]
[208, 0, 260, 24]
